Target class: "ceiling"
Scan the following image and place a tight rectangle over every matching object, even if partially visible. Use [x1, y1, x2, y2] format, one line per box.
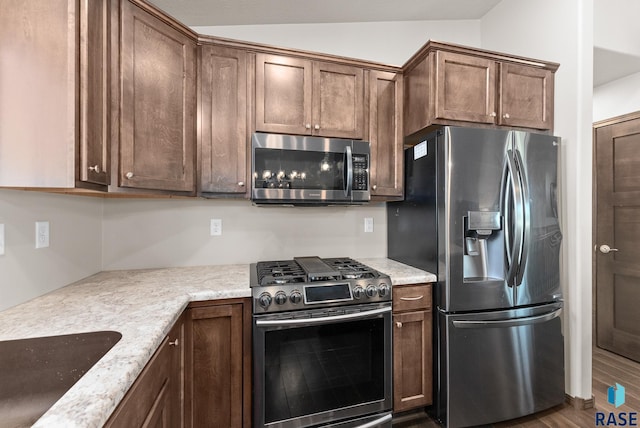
[147, 0, 640, 88]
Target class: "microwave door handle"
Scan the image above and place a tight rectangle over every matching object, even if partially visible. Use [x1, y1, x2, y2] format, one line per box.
[344, 145, 353, 198]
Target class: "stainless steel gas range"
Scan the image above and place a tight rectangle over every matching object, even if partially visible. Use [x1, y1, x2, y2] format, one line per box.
[251, 256, 393, 428]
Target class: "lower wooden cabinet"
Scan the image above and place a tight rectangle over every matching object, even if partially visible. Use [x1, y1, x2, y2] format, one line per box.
[392, 283, 433, 413]
[185, 298, 251, 428]
[105, 313, 185, 428]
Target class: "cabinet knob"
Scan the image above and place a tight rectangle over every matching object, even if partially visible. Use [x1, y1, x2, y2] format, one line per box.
[305, 123, 311, 129]
[169, 339, 179, 346]
[489, 112, 497, 118]
[125, 172, 134, 179]
[314, 124, 320, 130]
[396, 321, 403, 328]
[88, 165, 101, 173]
[372, 184, 377, 190]
[238, 181, 245, 187]
[503, 113, 510, 119]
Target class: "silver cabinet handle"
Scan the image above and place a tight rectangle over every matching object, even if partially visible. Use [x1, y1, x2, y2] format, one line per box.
[238, 181, 245, 187]
[372, 184, 377, 190]
[88, 165, 101, 173]
[314, 124, 320, 130]
[125, 172, 134, 179]
[400, 295, 424, 301]
[599, 244, 619, 254]
[396, 321, 403, 328]
[490, 112, 497, 117]
[169, 339, 179, 346]
[305, 123, 311, 129]
[503, 113, 510, 119]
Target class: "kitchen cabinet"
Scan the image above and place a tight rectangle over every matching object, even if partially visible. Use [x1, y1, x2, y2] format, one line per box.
[403, 42, 557, 137]
[255, 54, 365, 139]
[369, 71, 403, 199]
[199, 45, 248, 195]
[117, 0, 197, 193]
[392, 283, 432, 413]
[105, 314, 185, 428]
[185, 299, 251, 428]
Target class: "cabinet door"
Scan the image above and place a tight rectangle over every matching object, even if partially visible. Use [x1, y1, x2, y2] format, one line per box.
[169, 315, 185, 428]
[78, 0, 109, 187]
[403, 56, 430, 137]
[312, 61, 364, 139]
[119, 1, 196, 192]
[393, 310, 432, 412]
[369, 71, 403, 198]
[435, 51, 497, 124]
[105, 337, 173, 427]
[255, 54, 312, 135]
[200, 45, 248, 195]
[499, 63, 554, 130]
[188, 303, 244, 428]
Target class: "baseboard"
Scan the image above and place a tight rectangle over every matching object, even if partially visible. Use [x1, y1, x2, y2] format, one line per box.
[565, 393, 595, 409]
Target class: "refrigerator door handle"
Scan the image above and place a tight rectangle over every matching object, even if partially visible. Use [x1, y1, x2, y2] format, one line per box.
[504, 149, 524, 286]
[513, 149, 529, 286]
[451, 308, 562, 329]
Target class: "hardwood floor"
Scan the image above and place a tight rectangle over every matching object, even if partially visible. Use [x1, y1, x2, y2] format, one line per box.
[393, 346, 640, 427]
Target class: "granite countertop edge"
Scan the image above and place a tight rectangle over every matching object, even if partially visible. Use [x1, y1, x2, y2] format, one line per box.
[0, 258, 434, 428]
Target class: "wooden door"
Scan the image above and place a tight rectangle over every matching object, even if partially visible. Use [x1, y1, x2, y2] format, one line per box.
[119, 1, 196, 192]
[434, 51, 496, 124]
[369, 70, 403, 198]
[595, 112, 640, 363]
[255, 54, 312, 135]
[200, 45, 248, 195]
[187, 303, 244, 428]
[312, 61, 364, 139]
[78, 0, 109, 187]
[499, 63, 553, 130]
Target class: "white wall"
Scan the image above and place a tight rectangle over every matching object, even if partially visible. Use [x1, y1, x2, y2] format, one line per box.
[481, 0, 594, 400]
[194, 20, 481, 66]
[594, 0, 640, 56]
[102, 199, 386, 270]
[0, 189, 103, 311]
[593, 71, 640, 122]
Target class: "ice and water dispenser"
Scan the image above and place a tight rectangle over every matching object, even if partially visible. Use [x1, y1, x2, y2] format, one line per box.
[463, 211, 504, 282]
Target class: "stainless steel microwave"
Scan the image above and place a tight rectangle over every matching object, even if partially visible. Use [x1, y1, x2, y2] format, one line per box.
[251, 132, 370, 205]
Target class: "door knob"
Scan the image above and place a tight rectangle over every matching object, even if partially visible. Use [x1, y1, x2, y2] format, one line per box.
[599, 244, 619, 254]
[88, 165, 101, 173]
[396, 322, 403, 328]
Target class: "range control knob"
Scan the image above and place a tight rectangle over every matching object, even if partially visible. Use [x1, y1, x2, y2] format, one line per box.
[290, 290, 303, 304]
[352, 286, 365, 299]
[274, 291, 288, 305]
[365, 284, 377, 298]
[258, 292, 272, 309]
[378, 283, 391, 297]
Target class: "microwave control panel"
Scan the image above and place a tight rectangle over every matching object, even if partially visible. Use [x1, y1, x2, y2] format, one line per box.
[352, 155, 369, 190]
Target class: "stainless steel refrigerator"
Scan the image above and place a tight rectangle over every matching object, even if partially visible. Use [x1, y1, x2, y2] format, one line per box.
[387, 126, 565, 427]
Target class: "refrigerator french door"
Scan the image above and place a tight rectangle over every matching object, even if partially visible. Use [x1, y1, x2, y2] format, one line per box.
[387, 126, 564, 427]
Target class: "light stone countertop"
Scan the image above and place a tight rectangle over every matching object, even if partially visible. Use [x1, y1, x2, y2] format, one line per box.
[0, 258, 434, 428]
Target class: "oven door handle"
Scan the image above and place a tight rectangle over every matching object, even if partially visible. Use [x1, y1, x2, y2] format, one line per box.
[255, 306, 391, 327]
[354, 413, 393, 428]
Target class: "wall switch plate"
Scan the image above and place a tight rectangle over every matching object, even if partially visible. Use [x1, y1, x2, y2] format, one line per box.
[210, 218, 222, 236]
[364, 217, 374, 233]
[0, 224, 5, 255]
[35, 221, 50, 249]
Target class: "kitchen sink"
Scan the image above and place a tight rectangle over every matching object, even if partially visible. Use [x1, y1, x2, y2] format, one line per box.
[0, 331, 122, 427]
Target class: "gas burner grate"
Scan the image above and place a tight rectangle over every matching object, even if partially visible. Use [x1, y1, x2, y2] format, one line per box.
[323, 258, 379, 279]
[257, 260, 306, 285]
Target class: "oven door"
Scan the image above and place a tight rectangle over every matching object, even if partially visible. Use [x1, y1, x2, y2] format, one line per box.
[253, 303, 392, 428]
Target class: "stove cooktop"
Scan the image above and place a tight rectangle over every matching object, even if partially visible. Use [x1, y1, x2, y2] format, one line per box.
[251, 256, 391, 313]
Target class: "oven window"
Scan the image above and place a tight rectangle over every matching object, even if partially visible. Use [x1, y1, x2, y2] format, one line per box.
[254, 148, 345, 191]
[263, 318, 385, 424]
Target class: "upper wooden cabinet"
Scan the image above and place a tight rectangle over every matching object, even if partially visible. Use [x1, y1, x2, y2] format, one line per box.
[403, 41, 558, 136]
[199, 45, 248, 195]
[117, 1, 197, 193]
[255, 54, 365, 139]
[369, 71, 403, 199]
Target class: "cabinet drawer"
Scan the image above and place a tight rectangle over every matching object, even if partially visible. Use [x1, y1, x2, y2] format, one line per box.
[393, 284, 431, 312]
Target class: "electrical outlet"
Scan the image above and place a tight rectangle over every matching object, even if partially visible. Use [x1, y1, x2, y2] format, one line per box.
[0, 224, 5, 255]
[35, 221, 50, 249]
[210, 218, 222, 236]
[364, 217, 374, 233]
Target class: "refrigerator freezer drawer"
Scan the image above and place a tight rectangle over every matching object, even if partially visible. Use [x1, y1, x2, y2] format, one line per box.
[440, 303, 564, 427]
